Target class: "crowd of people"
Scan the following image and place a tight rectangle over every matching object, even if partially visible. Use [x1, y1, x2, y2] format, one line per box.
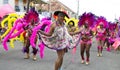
[0, 8, 120, 70]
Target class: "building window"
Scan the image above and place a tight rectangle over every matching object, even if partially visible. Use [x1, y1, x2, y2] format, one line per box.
[15, 5, 20, 12]
[3, 0, 8, 4]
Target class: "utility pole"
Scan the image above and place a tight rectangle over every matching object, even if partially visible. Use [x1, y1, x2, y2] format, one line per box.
[49, 0, 52, 18]
[49, 0, 51, 12]
[77, 0, 79, 19]
[26, 0, 31, 13]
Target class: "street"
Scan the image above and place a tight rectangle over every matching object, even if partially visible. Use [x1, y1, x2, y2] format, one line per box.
[0, 39, 120, 70]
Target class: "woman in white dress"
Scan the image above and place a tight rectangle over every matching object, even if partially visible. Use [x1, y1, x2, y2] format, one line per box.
[38, 11, 80, 70]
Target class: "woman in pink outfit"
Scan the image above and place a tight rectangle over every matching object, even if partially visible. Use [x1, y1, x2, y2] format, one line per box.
[112, 22, 120, 50]
[72, 12, 95, 64]
[96, 16, 108, 57]
[105, 22, 117, 52]
[80, 23, 93, 64]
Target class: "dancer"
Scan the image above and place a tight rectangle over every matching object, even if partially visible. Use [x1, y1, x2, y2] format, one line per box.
[23, 19, 38, 61]
[69, 12, 95, 64]
[96, 16, 108, 57]
[80, 23, 93, 64]
[105, 22, 117, 52]
[38, 11, 80, 70]
[78, 12, 95, 64]
[112, 21, 120, 51]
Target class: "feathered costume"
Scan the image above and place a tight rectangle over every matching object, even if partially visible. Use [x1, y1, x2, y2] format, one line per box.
[78, 12, 96, 63]
[2, 8, 39, 51]
[112, 23, 120, 50]
[2, 8, 52, 59]
[106, 22, 117, 51]
[95, 16, 109, 56]
[96, 16, 108, 41]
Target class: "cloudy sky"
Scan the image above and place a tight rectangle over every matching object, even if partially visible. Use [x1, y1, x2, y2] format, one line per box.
[44, 0, 120, 22]
[59, 0, 120, 22]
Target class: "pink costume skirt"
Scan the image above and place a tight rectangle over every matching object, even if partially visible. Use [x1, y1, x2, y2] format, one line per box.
[80, 39, 92, 45]
[108, 37, 115, 44]
[96, 35, 106, 41]
[112, 38, 120, 50]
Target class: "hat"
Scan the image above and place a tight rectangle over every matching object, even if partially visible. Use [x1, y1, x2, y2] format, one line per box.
[53, 11, 69, 18]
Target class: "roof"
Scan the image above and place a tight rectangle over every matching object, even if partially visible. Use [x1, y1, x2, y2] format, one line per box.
[57, 0, 76, 14]
[31, 0, 48, 4]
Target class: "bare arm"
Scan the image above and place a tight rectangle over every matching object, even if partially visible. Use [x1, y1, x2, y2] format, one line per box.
[69, 27, 82, 35]
[38, 23, 56, 37]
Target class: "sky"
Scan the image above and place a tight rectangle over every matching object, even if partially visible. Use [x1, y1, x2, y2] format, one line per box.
[58, 0, 120, 22]
[44, 0, 120, 22]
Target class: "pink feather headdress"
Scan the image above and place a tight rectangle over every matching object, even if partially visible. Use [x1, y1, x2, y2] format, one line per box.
[96, 16, 108, 28]
[108, 22, 117, 31]
[24, 8, 39, 23]
[78, 12, 96, 27]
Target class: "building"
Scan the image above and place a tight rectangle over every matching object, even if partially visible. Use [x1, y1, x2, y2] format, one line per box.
[0, 0, 77, 17]
[0, 0, 47, 12]
[0, 0, 15, 9]
[40, 0, 76, 17]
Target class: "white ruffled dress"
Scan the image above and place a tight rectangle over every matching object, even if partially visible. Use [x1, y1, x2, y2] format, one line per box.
[39, 24, 80, 50]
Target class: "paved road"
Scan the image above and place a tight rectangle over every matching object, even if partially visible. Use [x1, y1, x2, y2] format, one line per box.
[0, 40, 120, 70]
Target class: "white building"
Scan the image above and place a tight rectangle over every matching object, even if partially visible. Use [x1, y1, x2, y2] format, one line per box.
[0, 0, 48, 12]
[0, 0, 15, 8]
[0, 0, 25, 12]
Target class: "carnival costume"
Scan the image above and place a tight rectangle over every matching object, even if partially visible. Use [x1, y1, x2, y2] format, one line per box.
[22, 20, 39, 60]
[2, 8, 39, 51]
[78, 12, 95, 64]
[112, 23, 120, 50]
[95, 16, 108, 56]
[106, 22, 117, 51]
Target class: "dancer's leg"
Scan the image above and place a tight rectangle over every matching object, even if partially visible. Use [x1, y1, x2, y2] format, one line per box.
[32, 36, 38, 61]
[24, 38, 30, 59]
[80, 42, 85, 63]
[55, 49, 65, 70]
[85, 43, 91, 64]
[97, 40, 101, 56]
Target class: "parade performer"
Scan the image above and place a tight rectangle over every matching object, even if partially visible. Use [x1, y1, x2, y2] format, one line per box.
[2, 8, 39, 51]
[112, 21, 120, 50]
[77, 12, 95, 64]
[38, 11, 80, 70]
[105, 22, 117, 52]
[22, 19, 38, 60]
[96, 16, 108, 56]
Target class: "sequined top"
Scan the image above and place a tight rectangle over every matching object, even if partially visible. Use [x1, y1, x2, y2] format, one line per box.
[80, 27, 93, 41]
[96, 28, 106, 37]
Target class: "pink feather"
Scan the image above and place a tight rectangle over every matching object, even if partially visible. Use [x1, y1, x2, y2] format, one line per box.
[39, 42, 45, 59]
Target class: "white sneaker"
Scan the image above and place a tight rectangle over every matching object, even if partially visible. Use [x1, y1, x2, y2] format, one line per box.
[86, 61, 90, 65]
[97, 53, 100, 57]
[99, 53, 102, 57]
[81, 60, 85, 64]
